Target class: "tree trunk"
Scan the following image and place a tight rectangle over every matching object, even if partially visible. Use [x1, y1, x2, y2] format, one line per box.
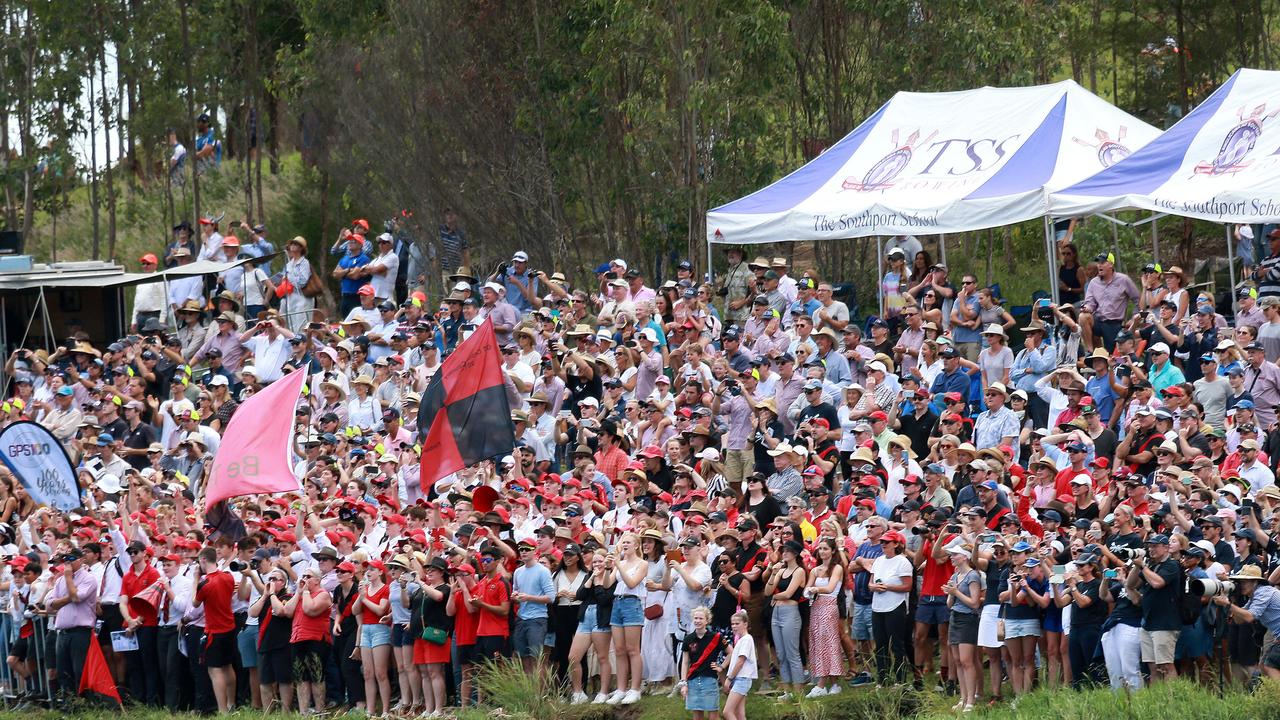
[18, 5, 36, 244]
[88, 49, 101, 260]
[180, 0, 200, 227]
[99, 4, 118, 260]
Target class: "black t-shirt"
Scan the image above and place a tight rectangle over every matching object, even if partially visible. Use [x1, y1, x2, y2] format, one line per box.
[683, 629, 727, 679]
[1104, 579, 1143, 628]
[898, 409, 938, 463]
[121, 422, 157, 470]
[1091, 428, 1118, 464]
[711, 572, 745, 628]
[1139, 558, 1183, 631]
[751, 419, 785, 476]
[735, 542, 770, 592]
[745, 495, 782, 530]
[257, 593, 294, 651]
[1069, 577, 1108, 626]
[796, 402, 840, 433]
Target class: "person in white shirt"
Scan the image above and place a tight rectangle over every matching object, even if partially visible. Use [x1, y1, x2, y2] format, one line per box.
[869, 530, 914, 685]
[367, 233, 400, 302]
[198, 217, 225, 262]
[131, 254, 169, 332]
[238, 313, 295, 383]
[167, 249, 204, 312]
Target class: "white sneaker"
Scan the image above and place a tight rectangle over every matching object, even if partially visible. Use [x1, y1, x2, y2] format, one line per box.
[570, 692, 589, 705]
[605, 690, 625, 705]
[591, 693, 609, 704]
[826, 683, 842, 695]
[621, 689, 642, 705]
[805, 686, 828, 699]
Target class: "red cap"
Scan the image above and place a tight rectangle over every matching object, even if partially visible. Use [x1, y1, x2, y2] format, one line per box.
[508, 477, 532, 491]
[882, 531, 907, 545]
[352, 219, 370, 231]
[900, 474, 920, 484]
[222, 236, 240, 247]
[657, 492, 674, 504]
[945, 413, 964, 422]
[562, 478, 582, 489]
[1090, 456, 1110, 469]
[856, 499, 876, 509]
[999, 445, 1014, 458]
[678, 407, 692, 418]
[810, 418, 830, 429]
[626, 460, 646, 471]
[336, 561, 357, 573]
[270, 530, 297, 543]
[139, 253, 158, 265]
[451, 563, 476, 575]
[858, 475, 881, 487]
[1162, 387, 1185, 397]
[510, 496, 531, 508]
[640, 445, 665, 459]
[358, 285, 376, 296]
[385, 514, 406, 526]
[944, 392, 963, 403]
[869, 411, 888, 422]
[686, 515, 706, 526]
[159, 553, 182, 563]
[198, 216, 217, 225]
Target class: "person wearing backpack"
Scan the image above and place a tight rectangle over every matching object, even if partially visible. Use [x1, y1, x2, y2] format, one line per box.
[1123, 534, 1183, 683]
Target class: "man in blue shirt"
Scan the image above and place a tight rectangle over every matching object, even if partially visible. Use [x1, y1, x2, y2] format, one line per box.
[501, 251, 540, 314]
[193, 113, 221, 172]
[1083, 347, 1121, 427]
[242, 224, 276, 275]
[930, 346, 976, 403]
[785, 278, 822, 329]
[511, 539, 555, 673]
[1010, 323, 1056, 428]
[332, 235, 371, 317]
[950, 275, 983, 361]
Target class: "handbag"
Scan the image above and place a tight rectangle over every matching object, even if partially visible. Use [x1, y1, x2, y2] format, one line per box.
[644, 603, 664, 620]
[301, 270, 326, 298]
[996, 606, 1006, 642]
[420, 626, 448, 645]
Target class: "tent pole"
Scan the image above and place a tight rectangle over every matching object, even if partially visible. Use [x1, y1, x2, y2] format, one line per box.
[1, 296, 7, 392]
[876, 236, 885, 318]
[1151, 216, 1160, 263]
[38, 288, 53, 352]
[1044, 217, 1059, 305]
[706, 234, 714, 286]
[1111, 219, 1121, 273]
[1226, 225, 1237, 296]
[938, 233, 947, 266]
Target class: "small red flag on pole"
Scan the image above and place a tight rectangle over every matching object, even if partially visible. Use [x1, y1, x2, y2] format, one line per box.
[78, 636, 122, 706]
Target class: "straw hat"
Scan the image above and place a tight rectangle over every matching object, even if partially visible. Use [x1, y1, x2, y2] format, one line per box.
[287, 236, 308, 252]
[981, 323, 1006, 338]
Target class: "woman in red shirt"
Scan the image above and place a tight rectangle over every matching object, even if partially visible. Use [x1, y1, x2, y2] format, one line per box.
[356, 561, 393, 717]
[286, 569, 333, 715]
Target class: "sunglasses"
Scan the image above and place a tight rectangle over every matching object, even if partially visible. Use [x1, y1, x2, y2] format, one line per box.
[480, 557, 495, 564]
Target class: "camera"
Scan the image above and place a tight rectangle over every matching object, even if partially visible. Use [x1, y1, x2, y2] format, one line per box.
[339, 506, 358, 522]
[605, 272, 618, 280]
[1189, 578, 1235, 597]
[716, 286, 728, 297]
[249, 558, 261, 570]
[1035, 299, 1054, 323]
[496, 262, 510, 277]
[1112, 547, 1146, 562]
[228, 560, 247, 572]
[911, 525, 935, 536]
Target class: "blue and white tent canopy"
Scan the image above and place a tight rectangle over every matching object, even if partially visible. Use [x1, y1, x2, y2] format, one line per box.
[707, 81, 1159, 244]
[1052, 68, 1280, 222]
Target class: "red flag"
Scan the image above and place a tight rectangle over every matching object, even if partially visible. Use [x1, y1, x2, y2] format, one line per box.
[79, 635, 122, 706]
[418, 319, 515, 486]
[203, 368, 308, 507]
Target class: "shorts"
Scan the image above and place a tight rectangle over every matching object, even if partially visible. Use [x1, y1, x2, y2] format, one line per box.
[392, 623, 415, 647]
[1264, 640, 1280, 670]
[577, 605, 607, 634]
[610, 595, 644, 628]
[915, 596, 950, 625]
[258, 646, 292, 685]
[948, 611, 980, 645]
[237, 625, 259, 668]
[977, 605, 1003, 648]
[851, 603, 873, 641]
[685, 676, 720, 711]
[475, 635, 506, 661]
[729, 677, 752, 695]
[98, 604, 123, 644]
[1140, 629, 1179, 665]
[456, 643, 477, 665]
[8, 635, 28, 661]
[360, 623, 392, 648]
[414, 637, 452, 665]
[1043, 611, 1064, 634]
[205, 630, 239, 668]
[1004, 618, 1041, 639]
[292, 640, 329, 683]
[513, 618, 547, 658]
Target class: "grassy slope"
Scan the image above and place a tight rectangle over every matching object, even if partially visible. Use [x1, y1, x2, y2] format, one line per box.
[0, 678, 1272, 719]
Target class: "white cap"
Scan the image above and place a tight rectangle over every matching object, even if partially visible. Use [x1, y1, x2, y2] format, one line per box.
[1070, 473, 1092, 486]
[612, 258, 628, 271]
[483, 281, 505, 294]
[697, 448, 721, 461]
[512, 250, 529, 262]
[1149, 342, 1171, 355]
[241, 365, 258, 377]
[208, 375, 229, 387]
[376, 232, 394, 244]
[867, 361, 887, 373]
[580, 396, 600, 408]
[96, 473, 123, 494]
[99, 500, 118, 514]
[639, 327, 659, 343]
[453, 281, 471, 291]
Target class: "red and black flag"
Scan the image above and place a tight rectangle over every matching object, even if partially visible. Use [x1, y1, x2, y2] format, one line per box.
[79, 636, 122, 707]
[418, 319, 516, 485]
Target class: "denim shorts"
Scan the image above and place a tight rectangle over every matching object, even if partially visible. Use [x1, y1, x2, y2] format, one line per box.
[610, 595, 644, 628]
[685, 676, 719, 711]
[237, 625, 259, 668]
[729, 676, 752, 695]
[513, 618, 547, 658]
[360, 623, 392, 648]
[1004, 617, 1041, 639]
[578, 605, 609, 634]
[851, 602, 873, 641]
[915, 595, 950, 625]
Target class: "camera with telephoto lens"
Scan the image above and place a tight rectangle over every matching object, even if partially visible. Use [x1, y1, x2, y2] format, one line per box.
[1112, 547, 1146, 563]
[339, 506, 358, 523]
[1189, 577, 1235, 597]
[228, 560, 247, 572]
[249, 558, 261, 571]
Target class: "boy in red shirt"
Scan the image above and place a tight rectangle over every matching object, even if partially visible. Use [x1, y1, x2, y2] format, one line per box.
[194, 547, 237, 713]
[119, 540, 162, 706]
[467, 546, 510, 663]
[449, 563, 480, 707]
